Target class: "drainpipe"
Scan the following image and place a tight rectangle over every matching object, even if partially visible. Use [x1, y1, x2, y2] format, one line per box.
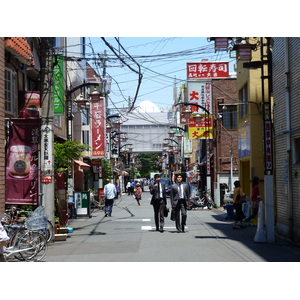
[285, 38, 293, 240]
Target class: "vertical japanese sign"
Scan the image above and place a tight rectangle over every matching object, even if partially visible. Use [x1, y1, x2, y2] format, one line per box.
[91, 96, 106, 158]
[187, 81, 213, 139]
[41, 125, 53, 183]
[53, 54, 64, 115]
[264, 120, 273, 172]
[6, 118, 40, 205]
[187, 62, 229, 79]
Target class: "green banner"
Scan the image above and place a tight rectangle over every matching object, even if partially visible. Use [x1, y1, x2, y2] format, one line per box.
[53, 54, 64, 115]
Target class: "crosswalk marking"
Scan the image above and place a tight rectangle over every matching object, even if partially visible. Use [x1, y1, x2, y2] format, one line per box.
[141, 226, 188, 231]
[115, 218, 151, 222]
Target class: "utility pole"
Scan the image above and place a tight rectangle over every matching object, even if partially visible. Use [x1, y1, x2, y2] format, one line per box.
[40, 38, 55, 240]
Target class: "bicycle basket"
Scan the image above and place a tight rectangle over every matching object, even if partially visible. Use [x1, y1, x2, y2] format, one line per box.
[32, 206, 45, 217]
[26, 216, 48, 230]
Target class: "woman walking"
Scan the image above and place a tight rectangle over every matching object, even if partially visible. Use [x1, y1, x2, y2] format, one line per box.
[244, 176, 260, 224]
[232, 180, 246, 229]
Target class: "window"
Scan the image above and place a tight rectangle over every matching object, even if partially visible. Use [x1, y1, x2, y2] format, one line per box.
[239, 84, 248, 118]
[5, 68, 17, 114]
[294, 138, 300, 164]
[82, 130, 90, 146]
[223, 106, 237, 129]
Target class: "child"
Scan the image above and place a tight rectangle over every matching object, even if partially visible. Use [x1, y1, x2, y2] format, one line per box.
[134, 183, 142, 206]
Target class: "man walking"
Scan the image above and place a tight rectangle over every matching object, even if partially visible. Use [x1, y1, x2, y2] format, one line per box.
[104, 178, 117, 217]
[170, 174, 190, 233]
[149, 174, 167, 232]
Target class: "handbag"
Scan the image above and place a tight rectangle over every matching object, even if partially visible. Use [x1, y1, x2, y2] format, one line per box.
[170, 208, 175, 221]
[236, 194, 246, 204]
[164, 207, 169, 217]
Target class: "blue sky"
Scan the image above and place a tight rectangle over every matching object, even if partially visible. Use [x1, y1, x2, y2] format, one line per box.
[87, 37, 236, 111]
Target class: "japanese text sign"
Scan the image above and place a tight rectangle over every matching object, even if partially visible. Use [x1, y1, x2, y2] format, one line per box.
[188, 115, 214, 139]
[187, 62, 229, 79]
[91, 97, 106, 158]
[187, 81, 212, 114]
[264, 120, 273, 172]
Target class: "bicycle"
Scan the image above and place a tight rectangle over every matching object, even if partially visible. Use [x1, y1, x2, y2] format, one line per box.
[2, 215, 48, 262]
[9, 205, 54, 243]
[90, 197, 105, 213]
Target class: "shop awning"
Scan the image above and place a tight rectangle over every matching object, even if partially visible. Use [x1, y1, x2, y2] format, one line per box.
[74, 160, 91, 171]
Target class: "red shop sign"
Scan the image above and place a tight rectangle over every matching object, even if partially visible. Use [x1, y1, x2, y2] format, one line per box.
[187, 62, 229, 79]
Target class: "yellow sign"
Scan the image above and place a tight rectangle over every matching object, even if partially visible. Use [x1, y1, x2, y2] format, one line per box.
[188, 115, 213, 139]
[188, 127, 213, 139]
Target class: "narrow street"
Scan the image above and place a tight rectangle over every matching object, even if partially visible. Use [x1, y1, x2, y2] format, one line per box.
[44, 188, 300, 262]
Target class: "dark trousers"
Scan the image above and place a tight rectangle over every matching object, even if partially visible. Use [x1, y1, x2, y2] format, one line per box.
[175, 199, 187, 230]
[234, 203, 245, 221]
[153, 199, 165, 230]
[105, 199, 114, 216]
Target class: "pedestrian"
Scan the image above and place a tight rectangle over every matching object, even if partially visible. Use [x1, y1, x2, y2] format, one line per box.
[104, 178, 117, 217]
[0, 221, 9, 262]
[232, 180, 246, 229]
[244, 176, 260, 224]
[115, 183, 120, 199]
[149, 174, 167, 232]
[170, 174, 190, 233]
[126, 181, 131, 195]
[130, 180, 135, 195]
[134, 183, 142, 206]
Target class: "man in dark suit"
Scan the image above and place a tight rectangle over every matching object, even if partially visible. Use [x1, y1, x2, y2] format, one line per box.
[149, 174, 167, 232]
[170, 174, 190, 233]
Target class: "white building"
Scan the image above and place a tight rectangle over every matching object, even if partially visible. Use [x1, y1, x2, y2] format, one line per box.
[121, 100, 173, 153]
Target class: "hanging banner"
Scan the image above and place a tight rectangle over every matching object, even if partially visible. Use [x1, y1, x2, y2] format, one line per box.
[91, 97, 106, 158]
[187, 62, 229, 79]
[6, 118, 40, 205]
[53, 54, 64, 115]
[19, 91, 40, 118]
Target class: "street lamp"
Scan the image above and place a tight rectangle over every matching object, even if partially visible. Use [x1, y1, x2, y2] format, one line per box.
[120, 143, 133, 152]
[175, 101, 212, 193]
[163, 138, 178, 145]
[170, 125, 186, 132]
[175, 101, 210, 115]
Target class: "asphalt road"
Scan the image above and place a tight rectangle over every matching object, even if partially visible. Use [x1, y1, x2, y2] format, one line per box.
[44, 187, 300, 262]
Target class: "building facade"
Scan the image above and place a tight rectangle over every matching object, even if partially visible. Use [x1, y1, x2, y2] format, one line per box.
[212, 78, 238, 187]
[0, 38, 5, 213]
[273, 37, 300, 242]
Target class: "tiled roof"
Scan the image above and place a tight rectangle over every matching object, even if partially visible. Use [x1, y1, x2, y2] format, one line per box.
[4, 37, 35, 66]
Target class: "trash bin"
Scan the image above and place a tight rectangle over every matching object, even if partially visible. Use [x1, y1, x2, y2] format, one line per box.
[225, 204, 235, 219]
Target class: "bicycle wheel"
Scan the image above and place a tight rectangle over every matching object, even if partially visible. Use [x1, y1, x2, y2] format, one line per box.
[38, 220, 54, 243]
[43, 220, 54, 243]
[17, 231, 47, 261]
[31, 232, 48, 262]
[207, 201, 214, 210]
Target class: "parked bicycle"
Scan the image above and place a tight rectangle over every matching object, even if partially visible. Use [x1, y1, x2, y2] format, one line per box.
[1, 210, 48, 262]
[5, 205, 54, 243]
[90, 196, 105, 213]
